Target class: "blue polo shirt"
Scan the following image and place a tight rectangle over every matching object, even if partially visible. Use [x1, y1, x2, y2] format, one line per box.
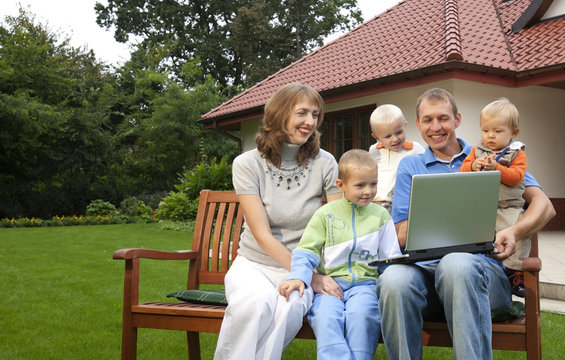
[391, 138, 540, 223]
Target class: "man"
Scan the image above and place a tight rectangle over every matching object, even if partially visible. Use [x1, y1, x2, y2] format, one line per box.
[376, 88, 555, 359]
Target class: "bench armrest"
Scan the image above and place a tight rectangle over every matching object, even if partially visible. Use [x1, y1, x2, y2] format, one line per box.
[113, 248, 198, 261]
[522, 257, 542, 272]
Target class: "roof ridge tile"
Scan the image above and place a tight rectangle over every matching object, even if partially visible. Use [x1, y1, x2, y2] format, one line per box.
[445, 0, 463, 61]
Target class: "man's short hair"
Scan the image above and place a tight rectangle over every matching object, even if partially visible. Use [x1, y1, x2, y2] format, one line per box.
[416, 88, 458, 119]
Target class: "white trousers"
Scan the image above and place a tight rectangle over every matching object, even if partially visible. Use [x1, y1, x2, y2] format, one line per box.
[214, 256, 313, 360]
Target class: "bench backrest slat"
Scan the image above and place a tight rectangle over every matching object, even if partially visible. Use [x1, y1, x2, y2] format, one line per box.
[189, 190, 243, 288]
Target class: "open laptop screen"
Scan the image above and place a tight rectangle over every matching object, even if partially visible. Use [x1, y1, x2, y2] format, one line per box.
[405, 171, 500, 252]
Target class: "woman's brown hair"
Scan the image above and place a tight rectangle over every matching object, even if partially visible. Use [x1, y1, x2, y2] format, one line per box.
[256, 82, 325, 167]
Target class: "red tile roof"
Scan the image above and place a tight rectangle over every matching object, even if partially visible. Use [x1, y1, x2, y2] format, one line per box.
[202, 0, 565, 125]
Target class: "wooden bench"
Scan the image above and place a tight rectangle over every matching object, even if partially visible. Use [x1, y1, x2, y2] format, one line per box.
[114, 190, 543, 360]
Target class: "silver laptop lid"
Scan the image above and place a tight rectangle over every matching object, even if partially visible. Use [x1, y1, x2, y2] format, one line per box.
[405, 171, 500, 251]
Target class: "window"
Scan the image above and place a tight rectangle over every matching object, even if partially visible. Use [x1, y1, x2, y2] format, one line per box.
[320, 105, 375, 159]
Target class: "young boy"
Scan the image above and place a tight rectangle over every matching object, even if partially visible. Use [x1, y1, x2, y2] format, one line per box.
[368, 104, 424, 212]
[278, 149, 402, 360]
[460, 98, 528, 297]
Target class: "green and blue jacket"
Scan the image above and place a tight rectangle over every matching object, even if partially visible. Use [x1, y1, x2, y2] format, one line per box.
[287, 196, 402, 286]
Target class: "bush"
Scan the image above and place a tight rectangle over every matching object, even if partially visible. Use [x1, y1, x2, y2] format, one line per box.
[86, 200, 118, 217]
[119, 197, 153, 218]
[136, 192, 168, 210]
[155, 192, 198, 222]
[174, 157, 233, 199]
[0, 215, 126, 228]
[157, 220, 196, 232]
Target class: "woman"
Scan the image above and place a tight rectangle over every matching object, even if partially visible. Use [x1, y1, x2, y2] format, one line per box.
[214, 82, 342, 359]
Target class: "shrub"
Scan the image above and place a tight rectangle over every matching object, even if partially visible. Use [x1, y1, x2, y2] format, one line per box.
[136, 192, 168, 210]
[157, 220, 196, 232]
[174, 157, 233, 199]
[119, 197, 153, 219]
[155, 192, 198, 222]
[0, 215, 126, 227]
[86, 200, 118, 217]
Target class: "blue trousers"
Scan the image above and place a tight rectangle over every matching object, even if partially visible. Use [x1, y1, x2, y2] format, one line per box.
[376, 253, 512, 360]
[307, 281, 380, 360]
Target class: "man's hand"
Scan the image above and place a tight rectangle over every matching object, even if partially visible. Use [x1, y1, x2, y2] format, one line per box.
[491, 226, 517, 261]
[278, 279, 305, 301]
[311, 273, 343, 299]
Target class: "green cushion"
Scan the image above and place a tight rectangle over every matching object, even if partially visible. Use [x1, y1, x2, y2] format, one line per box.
[167, 289, 227, 306]
[491, 301, 525, 322]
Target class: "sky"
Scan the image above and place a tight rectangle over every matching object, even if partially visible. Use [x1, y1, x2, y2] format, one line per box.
[2, 0, 402, 67]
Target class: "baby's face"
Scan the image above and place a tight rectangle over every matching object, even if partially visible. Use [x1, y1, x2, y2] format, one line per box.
[372, 119, 407, 151]
[480, 116, 517, 151]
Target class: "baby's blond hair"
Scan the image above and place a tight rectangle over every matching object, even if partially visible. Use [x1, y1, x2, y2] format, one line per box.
[369, 104, 405, 133]
[480, 98, 520, 131]
[338, 149, 378, 182]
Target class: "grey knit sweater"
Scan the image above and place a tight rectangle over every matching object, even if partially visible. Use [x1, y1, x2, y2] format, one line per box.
[232, 143, 340, 267]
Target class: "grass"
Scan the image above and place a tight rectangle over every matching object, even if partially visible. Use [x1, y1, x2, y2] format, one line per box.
[1, 223, 564, 359]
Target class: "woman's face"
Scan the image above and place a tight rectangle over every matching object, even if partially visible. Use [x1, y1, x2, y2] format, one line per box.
[285, 98, 319, 145]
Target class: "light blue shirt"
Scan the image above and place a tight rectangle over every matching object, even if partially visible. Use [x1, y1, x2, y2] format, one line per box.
[390, 138, 540, 268]
[392, 138, 539, 223]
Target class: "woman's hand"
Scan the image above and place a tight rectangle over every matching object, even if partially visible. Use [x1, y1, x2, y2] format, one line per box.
[311, 273, 343, 299]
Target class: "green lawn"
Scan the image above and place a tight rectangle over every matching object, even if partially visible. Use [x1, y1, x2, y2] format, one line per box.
[1, 224, 564, 359]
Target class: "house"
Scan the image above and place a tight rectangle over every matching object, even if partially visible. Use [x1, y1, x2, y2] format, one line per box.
[200, 0, 565, 230]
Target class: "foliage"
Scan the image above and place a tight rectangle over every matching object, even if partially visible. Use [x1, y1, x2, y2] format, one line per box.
[0, 9, 237, 219]
[119, 197, 152, 217]
[99, 51, 236, 195]
[174, 156, 233, 199]
[155, 192, 198, 222]
[0, 215, 124, 228]
[86, 199, 118, 217]
[157, 220, 196, 232]
[95, 0, 362, 86]
[0, 9, 117, 219]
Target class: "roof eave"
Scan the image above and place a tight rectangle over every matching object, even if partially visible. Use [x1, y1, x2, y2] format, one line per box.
[202, 61, 565, 129]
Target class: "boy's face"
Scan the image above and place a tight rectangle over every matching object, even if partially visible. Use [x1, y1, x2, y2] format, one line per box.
[336, 167, 378, 207]
[480, 116, 518, 151]
[372, 119, 407, 151]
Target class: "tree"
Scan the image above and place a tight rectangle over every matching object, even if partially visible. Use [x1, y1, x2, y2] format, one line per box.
[102, 47, 237, 195]
[0, 9, 116, 218]
[95, 0, 362, 86]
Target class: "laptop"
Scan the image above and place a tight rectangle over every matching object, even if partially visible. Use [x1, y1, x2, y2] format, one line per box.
[369, 171, 501, 266]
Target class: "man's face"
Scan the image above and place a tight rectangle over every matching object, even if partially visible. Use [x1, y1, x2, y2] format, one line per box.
[416, 99, 461, 159]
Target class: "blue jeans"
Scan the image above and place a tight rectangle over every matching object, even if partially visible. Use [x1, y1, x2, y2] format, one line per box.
[375, 253, 512, 360]
[308, 282, 380, 360]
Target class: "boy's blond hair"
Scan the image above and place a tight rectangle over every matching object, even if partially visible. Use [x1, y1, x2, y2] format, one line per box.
[338, 149, 378, 182]
[480, 98, 520, 131]
[369, 104, 405, 132]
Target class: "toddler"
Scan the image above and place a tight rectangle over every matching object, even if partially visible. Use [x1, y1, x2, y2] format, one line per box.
[369, 104, 424, 212]
[460, 98, 528, 297]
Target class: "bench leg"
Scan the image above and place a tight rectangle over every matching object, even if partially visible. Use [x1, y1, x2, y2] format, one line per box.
[122, 326, 137, 360]
[187, 331, 201, 360]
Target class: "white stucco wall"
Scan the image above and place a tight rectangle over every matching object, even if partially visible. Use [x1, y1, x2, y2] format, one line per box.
[542, 0, 565, 20]
[240, 117, 262, 152]
[238, 79, 565, 197]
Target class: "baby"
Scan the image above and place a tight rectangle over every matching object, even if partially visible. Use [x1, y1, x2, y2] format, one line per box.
[369, 104, 424, 212]
[460, 98, 528, 297]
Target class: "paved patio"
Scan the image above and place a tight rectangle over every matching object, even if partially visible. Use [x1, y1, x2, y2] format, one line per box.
[536, 231, 565, 314]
